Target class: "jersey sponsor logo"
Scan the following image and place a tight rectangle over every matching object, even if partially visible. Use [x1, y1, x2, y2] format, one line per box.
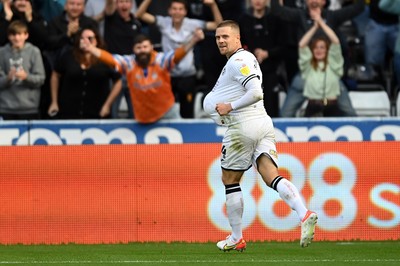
[269, 149, 278, 159]
[133, 80, 163, 91]
[240, 65, 250, 76]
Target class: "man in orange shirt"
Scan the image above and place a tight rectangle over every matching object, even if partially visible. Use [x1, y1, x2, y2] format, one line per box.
[80, 28, 204, 123]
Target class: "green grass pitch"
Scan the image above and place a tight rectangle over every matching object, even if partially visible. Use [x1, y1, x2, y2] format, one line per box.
[0, 241, 399, 266]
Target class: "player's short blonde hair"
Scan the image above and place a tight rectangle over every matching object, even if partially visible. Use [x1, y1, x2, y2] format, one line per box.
[216, 20, 240, 35]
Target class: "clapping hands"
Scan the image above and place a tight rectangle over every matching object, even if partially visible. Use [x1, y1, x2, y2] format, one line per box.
[8, 67, 27, 82]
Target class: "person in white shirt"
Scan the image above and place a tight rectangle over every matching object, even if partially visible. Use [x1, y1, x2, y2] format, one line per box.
[203, 20, 318, 252]
[136, 0, 223, 118]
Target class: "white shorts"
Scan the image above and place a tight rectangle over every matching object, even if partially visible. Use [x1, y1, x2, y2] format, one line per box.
[220, 116, 278, 171]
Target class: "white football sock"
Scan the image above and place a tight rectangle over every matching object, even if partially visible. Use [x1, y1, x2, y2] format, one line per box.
[225, 184, 243, 242]
[275, 177, 308, 220]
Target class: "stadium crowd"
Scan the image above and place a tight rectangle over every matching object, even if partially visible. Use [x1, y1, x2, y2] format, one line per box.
[0, 0, 398, 122]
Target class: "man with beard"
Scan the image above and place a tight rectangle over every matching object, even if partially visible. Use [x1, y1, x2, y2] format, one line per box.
[80, 29, 205, 124]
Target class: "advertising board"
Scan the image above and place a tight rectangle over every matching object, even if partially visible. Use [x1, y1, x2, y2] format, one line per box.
[0, 142, 398, 244]
[1, 118, 400, 145]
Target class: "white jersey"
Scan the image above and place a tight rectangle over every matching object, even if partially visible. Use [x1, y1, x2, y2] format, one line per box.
[203, 48, 267, 126]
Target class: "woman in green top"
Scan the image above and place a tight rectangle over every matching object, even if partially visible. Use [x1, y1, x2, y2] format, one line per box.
[298, 9, 344, 117]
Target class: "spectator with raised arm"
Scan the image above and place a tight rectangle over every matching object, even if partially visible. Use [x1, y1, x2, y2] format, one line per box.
[80, 29, 205, 124]
[0, 0, 48, 50]
[48, 27, 122, 119]
[41, 0, 98, 119]
[299, 11, 344, 117]
[270, 0, 364, 117]
[84, 0, 138, 37]
[102, 0, 143, 118]
[136, 0, 222, 118]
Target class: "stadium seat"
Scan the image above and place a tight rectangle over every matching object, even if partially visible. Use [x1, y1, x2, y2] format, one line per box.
[278, 90, 287, 111]
[193, 89, 209, 119]
[295, 100, 308, 117]
[349, 90, 391, 117]
[356, 83, 386, 91]
[118, 97, 130, 118]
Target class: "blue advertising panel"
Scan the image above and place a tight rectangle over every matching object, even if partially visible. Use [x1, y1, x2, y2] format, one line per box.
[0, 117, 400, 145]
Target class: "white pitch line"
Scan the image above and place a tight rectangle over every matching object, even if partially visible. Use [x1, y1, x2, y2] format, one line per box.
[0, 259, 399, 264]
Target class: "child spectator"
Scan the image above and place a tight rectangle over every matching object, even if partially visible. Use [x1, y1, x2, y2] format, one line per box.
[0, 20, 45, 120]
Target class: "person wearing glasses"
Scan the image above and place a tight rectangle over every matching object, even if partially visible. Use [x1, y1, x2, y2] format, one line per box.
[48, 27, 122, 119]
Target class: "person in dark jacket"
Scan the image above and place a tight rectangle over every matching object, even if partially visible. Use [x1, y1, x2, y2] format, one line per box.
[0, 0, 48, 50]
[98, 0, 143, 119]
[41, 0, 98, 119]
[46, 0, 98, 67]
[239, 0, 284, 117]
[47, 26, 122, 119]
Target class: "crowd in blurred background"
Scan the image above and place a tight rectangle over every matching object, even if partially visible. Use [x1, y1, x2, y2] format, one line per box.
[0, 0, 398, 122]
